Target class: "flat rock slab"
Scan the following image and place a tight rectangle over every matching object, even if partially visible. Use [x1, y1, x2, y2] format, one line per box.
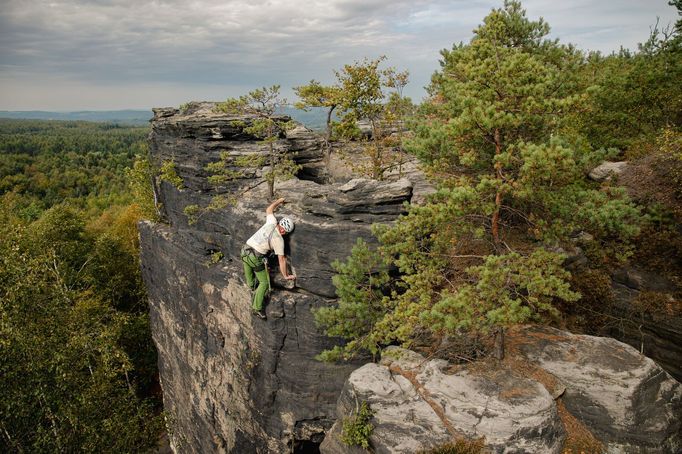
[508, 325, 682, 453]
[323, 327, 682, 454]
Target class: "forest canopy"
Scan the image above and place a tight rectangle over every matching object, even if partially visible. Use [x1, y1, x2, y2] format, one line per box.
[0, 120, 163, 452]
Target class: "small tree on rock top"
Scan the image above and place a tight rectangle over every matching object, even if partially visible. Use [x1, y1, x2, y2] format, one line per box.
[216, 85, 300, 199]
[293, 80, 341, 146]
[295, 58, 413, 181]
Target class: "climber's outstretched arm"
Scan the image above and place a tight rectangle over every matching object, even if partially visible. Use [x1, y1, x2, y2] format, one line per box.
[266, 197, 285, 215]
[278, 255, 296, 280]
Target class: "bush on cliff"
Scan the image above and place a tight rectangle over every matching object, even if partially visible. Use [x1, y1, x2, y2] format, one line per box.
[296, 56, 414, 181]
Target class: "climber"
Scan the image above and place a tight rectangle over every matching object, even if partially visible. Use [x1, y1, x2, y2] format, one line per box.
[241, 197, 296, 319]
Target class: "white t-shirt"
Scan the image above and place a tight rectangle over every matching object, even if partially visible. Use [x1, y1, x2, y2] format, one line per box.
[246, 214, 285, 256]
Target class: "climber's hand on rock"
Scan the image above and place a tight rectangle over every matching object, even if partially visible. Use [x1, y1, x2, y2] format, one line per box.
[285, 274, 296, 281]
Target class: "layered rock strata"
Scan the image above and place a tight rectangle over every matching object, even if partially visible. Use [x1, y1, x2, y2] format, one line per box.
[141, 103, 414, 452]
[143, 104, 681, 453]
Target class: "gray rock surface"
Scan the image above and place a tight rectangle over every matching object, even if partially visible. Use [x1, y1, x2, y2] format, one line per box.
[322, 327, 682, 454]
[321, 346, 565, 454]
[588, 161, 628, 181]
[142, 104, 419, 452]
[510, 326, 682, 453]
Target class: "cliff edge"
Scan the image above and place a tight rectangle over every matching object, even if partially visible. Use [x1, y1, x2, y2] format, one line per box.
[140, 103, 414, 452]
[140, 103, 681, 453]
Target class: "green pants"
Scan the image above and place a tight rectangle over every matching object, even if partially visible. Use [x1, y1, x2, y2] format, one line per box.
[241, 250, 270, 311]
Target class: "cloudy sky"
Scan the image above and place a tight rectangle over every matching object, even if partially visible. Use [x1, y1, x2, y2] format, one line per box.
[0, 0, 678, 111]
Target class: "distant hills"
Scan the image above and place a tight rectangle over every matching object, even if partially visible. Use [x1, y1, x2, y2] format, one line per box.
[0, 107, 328, 131]
[0, 110, 153, 125]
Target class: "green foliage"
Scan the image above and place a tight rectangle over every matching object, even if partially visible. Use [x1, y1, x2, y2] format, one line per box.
[0, 119, 147, 214]
[159, 159, 184, 189]
[576, 17, 682, 151]
[205, 251, 224, 267]
[341, 401, 374, 449]
[317, 0, 645, 360]
[333, 57, 412, 180]
[293, 80, 341, 142]
[314, 239, 392, 361]
[426, 250, 579, 333]
[0, 120, 162, 451]
[215, 85, 300, 199]
[126, 148, 160, 221]
[295, 58, 413, 180]
[183, 194, 236, 226]
[205, 151, 265, 186]
[183, 204, 201, 225]
[0, 197, 162, 452]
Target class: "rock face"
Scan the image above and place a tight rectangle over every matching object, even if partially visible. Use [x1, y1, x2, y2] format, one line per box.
[608, 267, 682, 383]
[321, 347, 564, 454]
[588, 161, 628, 181]
[321, 326, 682, 454]
[142, 103, 681, 453]
[141, 103, 415, 452]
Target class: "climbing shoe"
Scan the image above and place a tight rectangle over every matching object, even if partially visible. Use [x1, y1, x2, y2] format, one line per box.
[253, 309, 267, 320]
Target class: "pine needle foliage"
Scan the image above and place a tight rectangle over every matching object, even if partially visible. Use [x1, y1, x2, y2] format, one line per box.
[314, 238, 393, 361]
[315, 0, 644, 360]
[215, 85, 300, 199]
[341, 401, 375, 449]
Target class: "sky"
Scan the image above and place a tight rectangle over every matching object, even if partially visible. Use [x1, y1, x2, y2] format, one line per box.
[0, 0, 678, 111]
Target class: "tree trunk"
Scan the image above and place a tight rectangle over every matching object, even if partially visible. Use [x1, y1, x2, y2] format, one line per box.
[371, 119, 383, 180]
[491, 129, 503, 250]
[268, 140, 275, 199]
[493, 326, 505, 360]
[325, 106, 335, 144]
[324, 106, 336, 177]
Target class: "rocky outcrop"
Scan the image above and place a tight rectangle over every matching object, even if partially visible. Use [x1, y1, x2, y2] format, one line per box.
[608, 267, 682, 382]
[142, 103, 681, 453]
[322, 326, 682, 454]
[512, 326, 681, 453]
[321, 348, 564, 453]
[141, 103, 415, 452]
[588, 161, 628, 181]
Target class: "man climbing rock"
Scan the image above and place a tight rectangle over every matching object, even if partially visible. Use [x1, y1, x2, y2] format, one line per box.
[241, 197, 296, 319]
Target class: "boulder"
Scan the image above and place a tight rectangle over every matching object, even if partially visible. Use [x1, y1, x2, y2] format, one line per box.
[508, 326, 681, 453]
[588, 161, 628, 181]
[321, 346, 565, 454]
[323, 327, 682, 454]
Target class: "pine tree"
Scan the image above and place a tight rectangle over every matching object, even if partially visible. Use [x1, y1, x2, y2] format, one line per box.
[216, 86, 300, 199]
[316, 0, 643, 361]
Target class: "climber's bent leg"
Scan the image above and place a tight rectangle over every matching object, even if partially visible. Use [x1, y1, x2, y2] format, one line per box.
[252, 267, 269, 311]
[242, 253, 256, 289]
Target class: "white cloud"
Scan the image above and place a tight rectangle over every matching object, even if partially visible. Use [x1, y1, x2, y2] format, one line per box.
[0, 0, 678, 109]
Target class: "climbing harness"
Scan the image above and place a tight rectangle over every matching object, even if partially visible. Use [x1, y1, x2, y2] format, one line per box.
[241, 221, 281, 298]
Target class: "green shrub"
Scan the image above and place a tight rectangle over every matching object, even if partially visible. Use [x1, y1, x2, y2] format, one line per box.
[159, 159, 184, 189]
[341, 401, 374, 449]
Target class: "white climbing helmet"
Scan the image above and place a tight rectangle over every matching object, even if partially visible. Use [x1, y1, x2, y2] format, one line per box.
[278, 217, 294, 233]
